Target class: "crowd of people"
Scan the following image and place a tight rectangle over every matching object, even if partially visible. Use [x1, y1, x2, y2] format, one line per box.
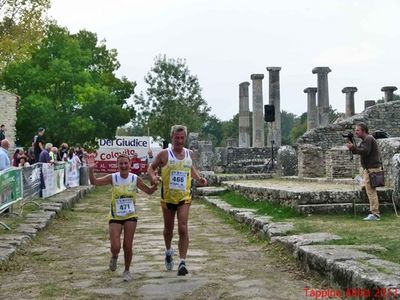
[1, 125, 155, 174]
[0, 126, 85, 171]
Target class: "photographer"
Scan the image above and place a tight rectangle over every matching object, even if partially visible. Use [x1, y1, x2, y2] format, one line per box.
[346, 122, 381, 221]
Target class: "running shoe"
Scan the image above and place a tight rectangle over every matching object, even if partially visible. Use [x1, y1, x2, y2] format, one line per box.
[363, 214, 380, 221]
[109, 256, 118, 271]
[165, 249, 174, 271]
[177, 261, 188, 276]
[122, 270, 132, 282]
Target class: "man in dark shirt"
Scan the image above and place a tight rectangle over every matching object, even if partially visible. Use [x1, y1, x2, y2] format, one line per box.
[347, 122, 381, 221]
[34, 128, 45, 163]
[39, 143, 53, 163]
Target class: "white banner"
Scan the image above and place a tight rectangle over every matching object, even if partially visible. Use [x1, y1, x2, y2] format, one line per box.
[41, 163, 66, 198]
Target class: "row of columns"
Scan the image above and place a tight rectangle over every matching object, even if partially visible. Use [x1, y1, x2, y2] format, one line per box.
[239, 66, 399, 146]
[304, 84, 398, 131]
[239, 68, 282, 148]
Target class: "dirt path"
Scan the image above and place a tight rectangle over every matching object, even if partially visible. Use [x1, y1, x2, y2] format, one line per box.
[0, 186, 325, 299]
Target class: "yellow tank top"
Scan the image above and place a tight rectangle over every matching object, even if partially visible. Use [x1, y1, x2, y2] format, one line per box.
[109, 172, 138, 220]
[161, 148, 192, 204]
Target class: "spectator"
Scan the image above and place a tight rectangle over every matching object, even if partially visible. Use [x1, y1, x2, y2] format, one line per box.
[18, 155, 30, 167]
[67, 147, 82, 169]
[66, 147, 81, 187]
[58, 143, 68, 161]
[27, 145, 35, 165]
[0, 139, 11, 171]
[147, 149, 155, 165]
[131, 152, 142, 176]
[39, 143, 53, 163]
[75, 144, 84, 162]
[34, 128, 45, 163]
[50, 147, 58, 162]
[0, 124, 5, 141]
[12, 149, 21, 167]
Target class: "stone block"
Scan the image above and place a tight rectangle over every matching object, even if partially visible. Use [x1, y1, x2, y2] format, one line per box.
[272, 233, 342, 254]
[263, 222, 294, 238]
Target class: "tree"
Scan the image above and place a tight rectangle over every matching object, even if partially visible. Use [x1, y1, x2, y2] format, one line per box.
[135, 55, 210, 142]
[201, 114, 223, 147]
[1, 24, 135, 147]
[221, 114, 239, 146]
[0, 0, 50, 72]
[281, 110, 296, 145]
[289, 112, 307, 143]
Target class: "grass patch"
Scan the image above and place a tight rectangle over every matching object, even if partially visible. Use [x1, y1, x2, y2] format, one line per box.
[219, 190, 301, 220]
[290, 213, 400, 263]
[216, 191, 400, 264]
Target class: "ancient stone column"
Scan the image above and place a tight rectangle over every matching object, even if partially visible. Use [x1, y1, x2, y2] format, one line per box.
[364, 100, 376, 109]
[266, 67, 282, 147]
[250, 74, 265, 147]
[238, 82, 251, 148]
[303, 87, 318, 131]
[342, 87, 357, 117]
[312, 67, 331, 127]
[381, 86, 398, 102]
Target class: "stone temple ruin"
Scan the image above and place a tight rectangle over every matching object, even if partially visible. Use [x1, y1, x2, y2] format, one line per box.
[191, 67, 400, 214]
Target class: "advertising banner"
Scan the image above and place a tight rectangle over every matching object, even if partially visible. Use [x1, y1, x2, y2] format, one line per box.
[65, 159, 80, 187]
[22, 164, 42, 200]
[0, 168, 23, 212]
[42, 163, 66, 198]
[95, 136, 162, 173]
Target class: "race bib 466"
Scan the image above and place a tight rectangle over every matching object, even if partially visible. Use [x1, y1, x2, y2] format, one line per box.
[169, 171, 187, 191]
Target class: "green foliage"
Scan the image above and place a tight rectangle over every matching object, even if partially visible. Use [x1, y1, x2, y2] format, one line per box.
[328, 105, 341, 123]
[0, 0, 50, 72]
[289, 112, 307, 143]
[201, 114, 223, 146]
[134, 55, 210, 141]
[281, 110, 296, 145]
[1, 24, 135, 147]
[221, 113, 239, 146]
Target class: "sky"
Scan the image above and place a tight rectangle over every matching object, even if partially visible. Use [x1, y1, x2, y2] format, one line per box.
[48, 0, 400, 121]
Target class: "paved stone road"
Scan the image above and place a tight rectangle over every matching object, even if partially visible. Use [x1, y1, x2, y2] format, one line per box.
[0, 187, 324, 299]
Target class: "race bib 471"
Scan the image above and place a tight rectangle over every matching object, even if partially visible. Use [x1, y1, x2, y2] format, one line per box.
[115, 197, 135, 217]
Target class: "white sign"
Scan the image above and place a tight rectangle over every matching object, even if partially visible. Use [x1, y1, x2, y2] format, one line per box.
[95, 136, 162, 173]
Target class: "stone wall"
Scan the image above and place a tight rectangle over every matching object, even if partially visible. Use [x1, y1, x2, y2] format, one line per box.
[0, 91, 18, 149]
[378, 138, 400, 187]
[325, 147, 361, 179]
[297, 100, 400, 150]
[212, 146, 275, 173]
[297, 101, 400, 184]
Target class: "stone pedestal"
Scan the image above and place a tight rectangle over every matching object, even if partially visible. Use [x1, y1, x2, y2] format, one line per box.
[364, 100, 376, 110]
[250, 74, 265, 147]
[381, 86, 398, 102]
[298, 144, 325, 178]
[342, 87, 357, 117]
[304, 87, 318, 131]
[239, 82, 251, 148]
[312, 67, 331, 127]
[266, 67, 282, 147]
